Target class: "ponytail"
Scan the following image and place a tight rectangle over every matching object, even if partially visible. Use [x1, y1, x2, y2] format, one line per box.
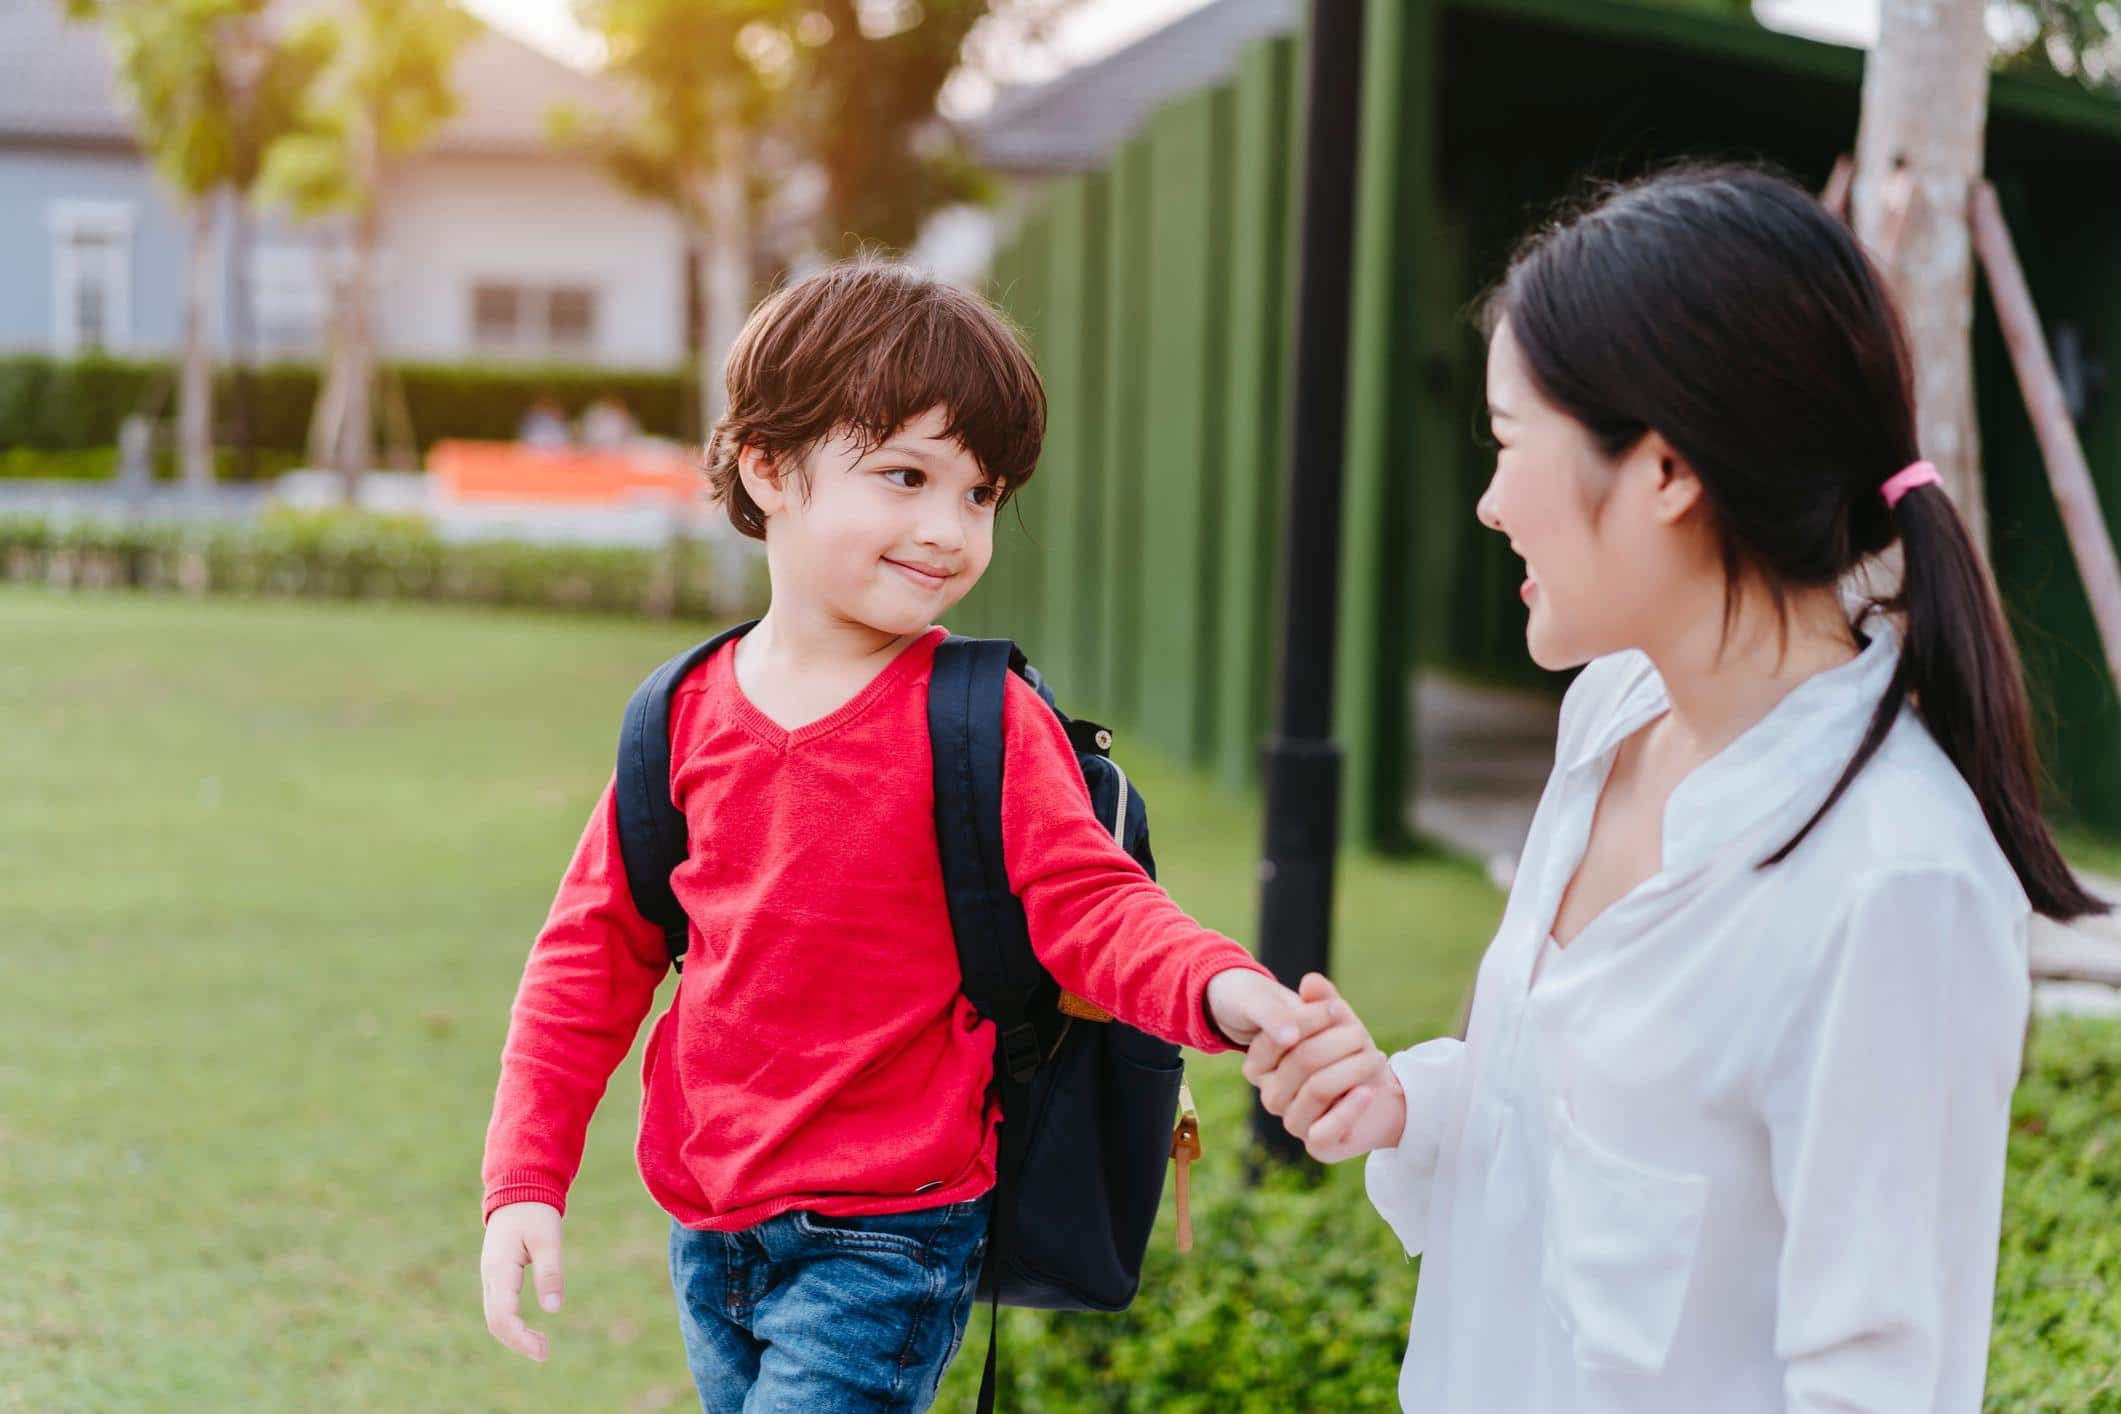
[1768, 482, 2109, 921]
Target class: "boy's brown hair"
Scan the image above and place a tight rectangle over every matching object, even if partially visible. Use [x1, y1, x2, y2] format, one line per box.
[705, 260, 1046, 540]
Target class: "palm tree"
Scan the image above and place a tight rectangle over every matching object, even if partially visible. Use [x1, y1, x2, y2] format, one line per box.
[261, 0, 473, 500]
[71, 0, 333, 491]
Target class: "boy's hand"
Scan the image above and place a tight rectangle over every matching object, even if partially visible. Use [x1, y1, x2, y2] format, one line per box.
[1244, 973, 1406, 1163]
[481, 1201, 564, 1362]
[1203, 966, 1308, 1048]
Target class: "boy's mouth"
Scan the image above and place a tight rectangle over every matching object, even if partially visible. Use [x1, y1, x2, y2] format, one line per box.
[884, 557, 953, 589]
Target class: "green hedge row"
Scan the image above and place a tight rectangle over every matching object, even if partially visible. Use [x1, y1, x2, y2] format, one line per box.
[0, 355, 695, 473]
[0, 511, 757, 620]
[0, 446, 310, 482]
[924, 1014, 2121, 1411]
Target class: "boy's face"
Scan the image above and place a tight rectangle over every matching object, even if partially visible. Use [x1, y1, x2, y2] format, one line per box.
[744, 405, 1001, 637]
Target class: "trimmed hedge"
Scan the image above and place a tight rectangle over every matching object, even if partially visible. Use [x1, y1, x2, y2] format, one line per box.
[928, 1015, 2121, 1411]
[1986, 1015, 2121, 1409]
[0, 354, 695, 473]
[0, 446, 309, 482]
[0, 510, 759, 620]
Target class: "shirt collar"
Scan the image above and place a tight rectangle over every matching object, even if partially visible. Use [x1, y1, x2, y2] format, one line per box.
[1567, 612, 1904, 877]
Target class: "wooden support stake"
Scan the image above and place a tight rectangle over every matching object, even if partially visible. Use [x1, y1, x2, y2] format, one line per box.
[1969, 180, 2121, 701]
[1821, 155, 1855, 222]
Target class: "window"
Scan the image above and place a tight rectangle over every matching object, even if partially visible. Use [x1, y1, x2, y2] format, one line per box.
[548, 286, 595, 353]
[251, 244, 331, 359]
[470, 282, 600, 360]
[472, 283, 523, 346]
[48, 201, 136, 355]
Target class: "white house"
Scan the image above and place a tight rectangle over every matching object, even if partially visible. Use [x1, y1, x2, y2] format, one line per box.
[0, 0, 688, 371]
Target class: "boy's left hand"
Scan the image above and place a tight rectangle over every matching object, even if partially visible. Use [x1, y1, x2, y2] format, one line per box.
[1203, 966, 1308, 1048]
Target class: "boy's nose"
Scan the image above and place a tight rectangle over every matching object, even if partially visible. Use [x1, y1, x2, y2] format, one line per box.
[916, 508, 967, 551]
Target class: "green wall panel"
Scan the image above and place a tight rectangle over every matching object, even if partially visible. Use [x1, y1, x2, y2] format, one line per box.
[1135, 88, 1232, 765]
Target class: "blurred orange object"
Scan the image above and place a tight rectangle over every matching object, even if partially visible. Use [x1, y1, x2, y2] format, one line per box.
[429, 439, 699, 505]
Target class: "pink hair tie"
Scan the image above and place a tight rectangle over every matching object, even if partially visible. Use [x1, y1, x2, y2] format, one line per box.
[1881, 460, 1941, 509]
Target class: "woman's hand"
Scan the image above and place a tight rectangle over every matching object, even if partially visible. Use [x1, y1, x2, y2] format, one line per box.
[1244, 973, 1406, 1163]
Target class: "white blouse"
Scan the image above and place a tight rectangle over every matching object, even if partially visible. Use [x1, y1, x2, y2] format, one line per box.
[1367, 620, 2031, 1413]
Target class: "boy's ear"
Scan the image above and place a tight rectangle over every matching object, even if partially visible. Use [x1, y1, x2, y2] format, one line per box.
[736, 444, 789, 519]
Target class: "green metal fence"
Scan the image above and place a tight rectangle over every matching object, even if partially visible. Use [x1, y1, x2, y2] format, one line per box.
[958, 35, 1313, 805]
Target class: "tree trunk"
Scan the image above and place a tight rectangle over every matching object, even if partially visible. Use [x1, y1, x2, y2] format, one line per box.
[329, 115, 383, 504]
[699, 107, 750, 435]
[179, 201, 218, 492]
[688, 228, 716, 442]
[331, 208, 377, 503]
[227, 183, 258, 483]
[1852, 0, 1991, 548]
[311, 114, 382, 502]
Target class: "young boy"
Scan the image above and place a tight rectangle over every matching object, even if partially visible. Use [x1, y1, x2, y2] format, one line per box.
[478, 260, 1307, 1411]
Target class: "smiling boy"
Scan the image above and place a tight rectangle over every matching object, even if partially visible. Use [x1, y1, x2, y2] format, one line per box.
[477, 261, 1299, 1412]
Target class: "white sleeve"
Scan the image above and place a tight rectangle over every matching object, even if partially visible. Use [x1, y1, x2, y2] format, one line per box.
[1757, 867, 2027, 1413]
[1363, 1037, 1467, 1257]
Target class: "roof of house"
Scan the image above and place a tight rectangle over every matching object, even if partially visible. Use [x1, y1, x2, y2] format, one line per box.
[970, 0, 2121, 176]
[0, 0, 626, 158]
[970, 0, 1298, 174]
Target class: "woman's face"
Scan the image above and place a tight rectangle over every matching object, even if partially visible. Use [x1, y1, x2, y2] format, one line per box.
[1475, 319, 1705, 671]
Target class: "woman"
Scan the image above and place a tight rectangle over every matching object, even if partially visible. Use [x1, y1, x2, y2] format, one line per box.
[1248, 165, 2107, 1412]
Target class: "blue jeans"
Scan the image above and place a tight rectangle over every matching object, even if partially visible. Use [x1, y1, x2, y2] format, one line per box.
[669, 1195, 992, 1413]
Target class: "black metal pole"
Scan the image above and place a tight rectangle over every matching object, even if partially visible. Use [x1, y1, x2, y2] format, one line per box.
[1252, 0, 1366, 1164]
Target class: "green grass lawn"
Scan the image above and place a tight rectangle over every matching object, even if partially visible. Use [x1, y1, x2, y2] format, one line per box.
[2061, 826, 2121, 885]
[3, 588, 2117, 1411]
[0, 588, 1496, 1411]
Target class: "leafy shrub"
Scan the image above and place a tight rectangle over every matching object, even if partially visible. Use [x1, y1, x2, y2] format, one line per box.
[923, 1017, 2121, 1411]
[0, 354, 694, 464]
[1987, 1015, 2121, 1410]
[0, 509, 758, 620]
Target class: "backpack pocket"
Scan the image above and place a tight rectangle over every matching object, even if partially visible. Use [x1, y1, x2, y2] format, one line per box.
[988, 1022, 1182, 1312]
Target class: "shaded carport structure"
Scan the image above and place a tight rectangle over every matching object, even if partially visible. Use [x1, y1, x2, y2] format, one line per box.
[1363, 0, 2121, 842]
[967, 0, 2121, 852]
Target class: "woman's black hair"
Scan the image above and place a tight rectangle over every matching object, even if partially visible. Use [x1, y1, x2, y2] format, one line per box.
[1488, 162, 2105, 921]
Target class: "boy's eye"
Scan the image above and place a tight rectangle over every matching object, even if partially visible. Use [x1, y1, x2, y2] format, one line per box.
[967, 484, 1001, 509]
[883, 467, 926, 490]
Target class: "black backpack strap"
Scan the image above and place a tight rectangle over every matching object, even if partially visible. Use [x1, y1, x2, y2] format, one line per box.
[929, 635, 1049, 1086]
[614, 619, 757, 971]
[931, 634, 1055, 1414]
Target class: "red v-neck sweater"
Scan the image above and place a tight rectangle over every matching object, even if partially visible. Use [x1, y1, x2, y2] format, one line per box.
[482, 629, 1269, 1231]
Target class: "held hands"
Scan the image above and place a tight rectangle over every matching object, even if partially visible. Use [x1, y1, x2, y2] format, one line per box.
[1242, 973, 1406, 1164]
[481, 1201, 564, 1362]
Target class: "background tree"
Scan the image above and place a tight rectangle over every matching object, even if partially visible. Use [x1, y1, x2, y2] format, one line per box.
[563, 0, 780, 435]
[1991, 0, 2121, 88]
[785, 1, 1023, 257]
[568, 0, 1080, 433]
[1852, 0, 1993, 545]
[261, 0, 474, 498]
[70, 0, 334, 491]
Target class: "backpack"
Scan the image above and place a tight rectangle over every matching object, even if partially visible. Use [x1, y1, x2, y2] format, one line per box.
[612, 622, 1186, 1409]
